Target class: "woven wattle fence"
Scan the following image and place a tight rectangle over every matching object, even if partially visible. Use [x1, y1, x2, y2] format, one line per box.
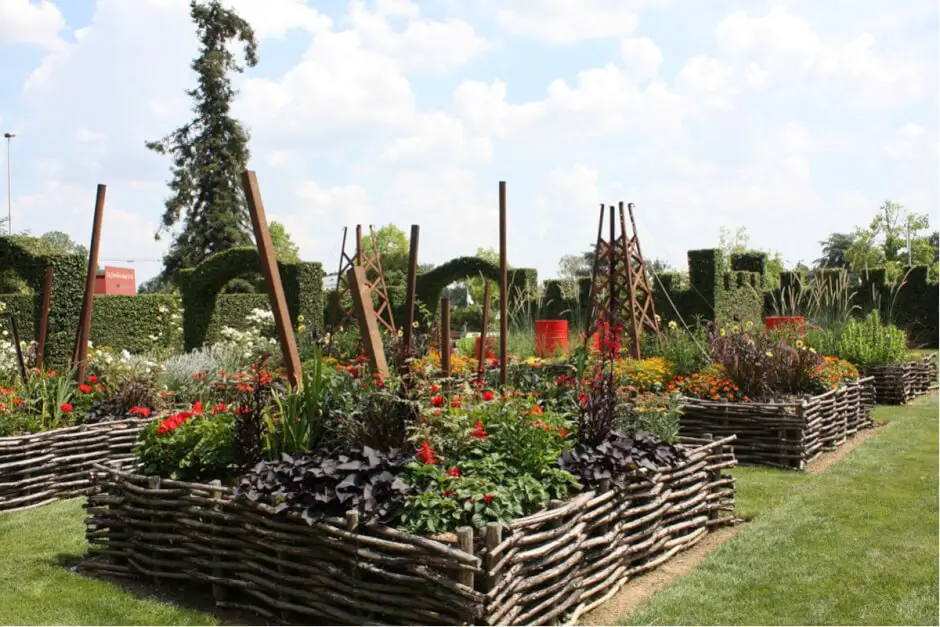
[0, 417, 150, 514]
[860, 353, 939, 405]
[678, 378, 875, 470]
[80, 436, 736, 626]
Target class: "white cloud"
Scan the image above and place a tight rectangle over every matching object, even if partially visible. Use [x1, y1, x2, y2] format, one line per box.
[0, 0, 66, 49]
[495, 0, 642, 43]
[674, 55, 737, 110]
[381, 112, 492, 166]
[620, 37, 664, 83]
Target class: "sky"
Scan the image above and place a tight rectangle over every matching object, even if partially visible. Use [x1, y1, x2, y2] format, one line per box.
[0, 0, 937, 287]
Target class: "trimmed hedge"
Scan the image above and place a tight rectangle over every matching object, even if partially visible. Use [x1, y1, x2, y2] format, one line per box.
[414, 256, 537, 315]
[90, 294, 183, 355]
[179, 247, 324, 351]
[0, 237, 86, 367]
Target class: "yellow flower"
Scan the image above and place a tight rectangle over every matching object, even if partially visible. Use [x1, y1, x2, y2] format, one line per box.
[719, 328, 727, 336]
[297, 324, 306, 334]
[795, 340, 804, 349]
[397, 328, 404, 337]
[668, 320, 678, 330]
[765, 351, 773, 357]
[745, 320, 754, 329]
[297, 314, 305, 323]
[809, 347, 817, 354]
[412, 321, 419, 328]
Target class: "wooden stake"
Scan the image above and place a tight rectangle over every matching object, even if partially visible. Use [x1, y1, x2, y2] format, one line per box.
[478, 280, 491, 379]
[348, 266, 389, 376]
[498, 181, 508, 387]
[402, 225, 420, 352]
[440, 297, 451, 377]
[5, 315, 27, 385]
[241, 171, 303, 388]
[74, 184, 106, 384]
[36, 266, 53, 371]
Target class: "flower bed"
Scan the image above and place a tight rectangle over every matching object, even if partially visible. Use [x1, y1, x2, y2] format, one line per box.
[678, 378, 875, 470]
[859, 353, 938, 404]
[0, 417, 151, 514]
[80, 436, 736, 626]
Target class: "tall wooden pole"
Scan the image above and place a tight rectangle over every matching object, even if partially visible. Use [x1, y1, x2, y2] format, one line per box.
[499, 181, 508, 386]
[348, 266, 389, 376]
[36, 266, 53, 371]
[477, 280, 491, 380]
[74, 184, 106, 384]
[7, 315, 27, 385]
[241, 171, 303, 388]
[440, 297, 451, 378]
[402, 225, 420, 351]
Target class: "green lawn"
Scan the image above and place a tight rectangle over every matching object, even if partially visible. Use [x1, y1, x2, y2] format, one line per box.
[622, 394, 940, 626]
[1, 396, 937, 626]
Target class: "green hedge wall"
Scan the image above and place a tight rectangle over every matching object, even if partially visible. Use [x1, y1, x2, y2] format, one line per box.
[0, 238, 86, 367]
[179, 247, 323, 351]
[90, 294, 183, 355]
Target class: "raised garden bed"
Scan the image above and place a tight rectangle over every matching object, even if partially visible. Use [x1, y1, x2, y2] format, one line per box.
[80, 436, 736, 626]
[859, 353, 939, 405]
[0, 418, 151, 514]
[678, 378, 875, 470]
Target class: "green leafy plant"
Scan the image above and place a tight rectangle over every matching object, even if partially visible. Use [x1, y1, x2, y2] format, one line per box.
[617, 392, 683, 442]
[836, 310, 907, 366]
[136, 407, 237, 482]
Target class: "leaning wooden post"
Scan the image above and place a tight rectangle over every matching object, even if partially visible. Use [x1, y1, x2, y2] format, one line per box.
[478, 281, 491, 380]
[348, 266, 389, 376]
[36, 266, 53, 371]
[241, 171, 303, 388]
[74, 184, 106, 384]
[6, 315, 27, 385]
[440, 297, 451, 378]
[498, 181, 508, 387]
[402, 225, 420, 352]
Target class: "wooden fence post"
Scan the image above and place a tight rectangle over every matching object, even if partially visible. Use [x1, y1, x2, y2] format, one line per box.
[477, 281, 491, 381]
[440, 297, 451, 378]
[402, 225, 420, 352]
[241, 171, 303, 388]
[498, 181, 508, 386]
[348, 266, 389, 376]
[74, 184, 106, 384]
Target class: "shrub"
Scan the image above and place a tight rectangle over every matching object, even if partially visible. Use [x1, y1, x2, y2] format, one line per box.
[616, 392, 683, 442]
[136, 403, 236, 482]
[613, 357, 673, 394]
[557, 431, 686, 489]
[646, 320, 711, 377]
[836, 310, 907, 366]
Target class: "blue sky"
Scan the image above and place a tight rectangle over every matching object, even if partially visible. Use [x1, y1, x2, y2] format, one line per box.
[0, 0, 937, 286]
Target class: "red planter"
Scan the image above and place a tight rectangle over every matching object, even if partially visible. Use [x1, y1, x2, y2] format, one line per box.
[765, 316, 805, 337]
[535, 320, 569, 358]
[475, 335, 496, 360]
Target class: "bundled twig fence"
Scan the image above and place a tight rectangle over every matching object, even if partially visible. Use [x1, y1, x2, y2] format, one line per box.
[678, 378, 875, 470]
[80, 436, 736, 625]
[859, 353, 939, 404]
[0, 418, 150, 514]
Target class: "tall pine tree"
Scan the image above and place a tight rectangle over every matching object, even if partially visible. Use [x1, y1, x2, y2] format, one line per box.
[147, 0, 258, 282]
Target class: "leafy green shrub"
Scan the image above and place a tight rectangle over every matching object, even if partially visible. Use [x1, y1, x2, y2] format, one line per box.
[136, 404, 236, 482]
[836, 310, 907, 366]
[616, 392, 683, 442]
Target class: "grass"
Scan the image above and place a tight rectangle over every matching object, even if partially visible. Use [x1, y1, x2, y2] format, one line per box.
[0, 396, 936, 625]
[621, 394, 940, 626]
[0, 499, 217, 625]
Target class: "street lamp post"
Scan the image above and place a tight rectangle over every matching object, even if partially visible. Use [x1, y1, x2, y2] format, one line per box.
[3, 132, 13, 236]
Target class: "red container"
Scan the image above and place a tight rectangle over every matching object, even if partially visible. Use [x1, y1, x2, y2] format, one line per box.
[765, 316, 805, 337]
[475, 335, 496, 360]
[535, 320, 570, 358]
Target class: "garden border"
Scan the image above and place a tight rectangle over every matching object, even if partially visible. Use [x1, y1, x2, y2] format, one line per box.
[80, 436, 736, 625]
[0, 417, 150, 514]
[859, 353, 938, 405]
[678, 378, 875, 470]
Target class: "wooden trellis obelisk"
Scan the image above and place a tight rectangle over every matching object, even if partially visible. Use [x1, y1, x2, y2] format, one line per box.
[332, 225, 396, 335]
[585, 201, 661, 359]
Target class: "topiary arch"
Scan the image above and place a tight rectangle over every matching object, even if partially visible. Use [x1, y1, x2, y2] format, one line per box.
[178, 247, 324, 351]
[414, 256, 537, 315]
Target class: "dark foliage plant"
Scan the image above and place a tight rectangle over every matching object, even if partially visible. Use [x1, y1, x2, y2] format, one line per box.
[237, 447, 412, 524]
[558, 431, 687, 489]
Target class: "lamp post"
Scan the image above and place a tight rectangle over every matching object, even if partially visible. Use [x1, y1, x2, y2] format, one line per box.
[3, 132, 13, 236]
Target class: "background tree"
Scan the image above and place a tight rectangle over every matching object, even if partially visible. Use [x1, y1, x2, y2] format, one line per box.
[146, 0, 259, 285]
[268, 221, 300, 263]
[359, 224, 410, 305]
[815, 232, 856, 268]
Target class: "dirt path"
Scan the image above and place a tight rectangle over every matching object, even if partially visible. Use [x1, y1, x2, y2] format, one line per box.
[579, 425, 886, 625]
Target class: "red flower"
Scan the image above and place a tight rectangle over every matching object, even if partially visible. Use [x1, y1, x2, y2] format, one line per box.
[60, 402, 73, 413]
[211, 402, 227, 415]
[417, 440, 438, 465]
[430, 384, 440, 393]
[483, 494, 494, 504]
[471, 420, 488, 439]
[431, 395, 445, 407]
[448, 466, 461, 477]
[156, 410, 192, 435]
[78, 384, 92, 394]
[578, 393, 589, 406]
[129, 406, 151, 418]
[529, 404, 544, 416]
[192, 401, 204, 415]
[88, 375, 98, 384]
[559, 427, 570, 438]
[481, 390, 495, 402]
[236, 406, 252, 416]
[450, 396, 462, 408]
